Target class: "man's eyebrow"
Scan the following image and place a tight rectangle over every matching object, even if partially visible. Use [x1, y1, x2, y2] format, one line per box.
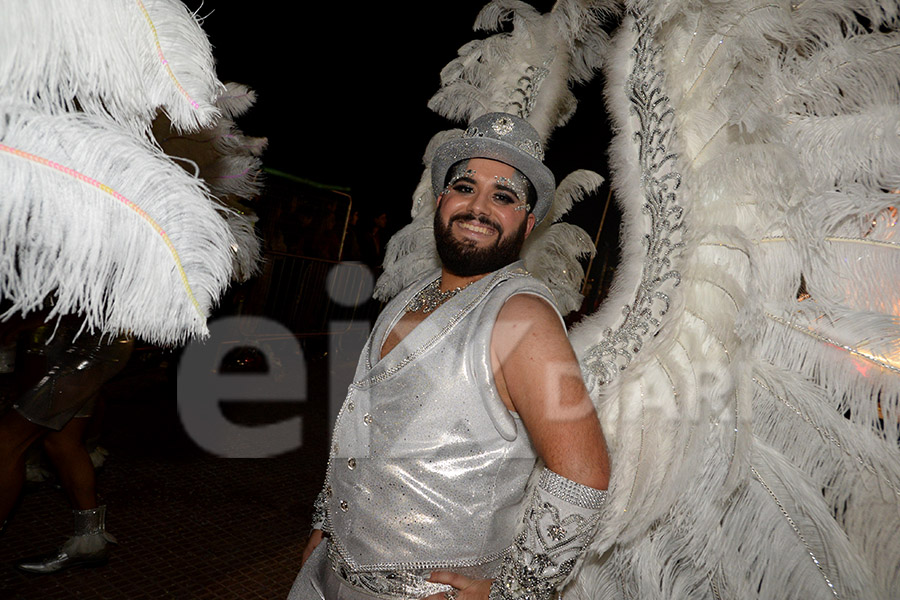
[493, 176, 523, 199]
[447, 172, 477, 187]
[493, 182, 520, 198]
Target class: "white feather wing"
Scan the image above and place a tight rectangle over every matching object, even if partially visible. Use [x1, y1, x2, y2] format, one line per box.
[569, 2, 900, 598]
[377, 0, 617, 312]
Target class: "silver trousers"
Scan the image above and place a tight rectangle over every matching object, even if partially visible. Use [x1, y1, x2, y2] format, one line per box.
[287, 542, 381, 600]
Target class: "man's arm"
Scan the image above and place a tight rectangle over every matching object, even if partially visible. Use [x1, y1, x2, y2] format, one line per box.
[491, 293, 609, 489]
[489, 294, 609, 600]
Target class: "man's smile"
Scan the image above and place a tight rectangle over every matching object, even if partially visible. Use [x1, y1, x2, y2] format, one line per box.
[451, 216, 500, 240]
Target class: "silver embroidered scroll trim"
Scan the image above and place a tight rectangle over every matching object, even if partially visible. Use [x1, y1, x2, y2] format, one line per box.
[581, 9, 684, 389]
[509, 54, 555, 119]
[329, 545, 449, 599]
[328, 542, 507, 600]
[310, 487, 328, 532]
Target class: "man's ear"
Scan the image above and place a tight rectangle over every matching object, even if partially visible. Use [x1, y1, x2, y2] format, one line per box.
[524, 213, 536, 238]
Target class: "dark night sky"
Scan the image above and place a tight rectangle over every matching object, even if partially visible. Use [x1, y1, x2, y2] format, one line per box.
[187, 2, 615, 239]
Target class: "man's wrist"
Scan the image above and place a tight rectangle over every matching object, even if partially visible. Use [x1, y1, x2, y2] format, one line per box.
[491, 467, 608, 600]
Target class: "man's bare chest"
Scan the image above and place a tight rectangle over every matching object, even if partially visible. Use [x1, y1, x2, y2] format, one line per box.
[379, 310, 428, 360]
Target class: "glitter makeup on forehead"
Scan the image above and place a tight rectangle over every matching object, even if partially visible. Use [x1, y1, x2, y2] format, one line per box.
[446, 168, 477, 192]
[443, 161, 533, 212]
[494, 175, 531, 212]
[494, 176, 524, 198]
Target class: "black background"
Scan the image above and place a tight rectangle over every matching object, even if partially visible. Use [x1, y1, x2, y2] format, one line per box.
[184, 2, 615, 238]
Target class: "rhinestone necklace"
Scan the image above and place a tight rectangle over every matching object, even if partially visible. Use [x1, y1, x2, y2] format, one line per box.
[405, 278, 472, 314]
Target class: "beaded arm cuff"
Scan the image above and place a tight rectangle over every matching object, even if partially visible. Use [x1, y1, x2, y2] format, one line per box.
[310, 487, 328, 533]
[489, 468, 607, 600]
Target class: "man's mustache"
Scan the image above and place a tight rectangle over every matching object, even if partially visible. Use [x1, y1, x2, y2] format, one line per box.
[448, 212, 503, 235]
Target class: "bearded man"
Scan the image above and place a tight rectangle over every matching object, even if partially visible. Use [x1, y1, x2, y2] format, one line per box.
[288, 113, 610, 600]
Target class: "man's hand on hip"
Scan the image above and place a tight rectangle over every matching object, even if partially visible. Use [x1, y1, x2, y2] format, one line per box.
[300, 529, 324, 567]
[423, 571, 492, 600]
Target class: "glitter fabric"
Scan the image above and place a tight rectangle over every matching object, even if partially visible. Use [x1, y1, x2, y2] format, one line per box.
[319, 261, 564, 598]
[537, 468, 608, 509]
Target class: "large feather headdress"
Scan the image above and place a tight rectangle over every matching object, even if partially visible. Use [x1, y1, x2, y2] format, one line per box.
[375, 0, 619, 314]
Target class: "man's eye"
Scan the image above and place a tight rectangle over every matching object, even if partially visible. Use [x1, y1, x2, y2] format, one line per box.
[452, 183, 474, 194]
[493, 193, 516, 205]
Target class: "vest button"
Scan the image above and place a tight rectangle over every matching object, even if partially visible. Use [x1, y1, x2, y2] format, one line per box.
[363, 414, 373, 426]
[348, 401, 355, 412]
[340, 500, 349, 512]
[347, 458, 356, 470]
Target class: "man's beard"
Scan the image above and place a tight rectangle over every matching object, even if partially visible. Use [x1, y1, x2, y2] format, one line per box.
[433, 211, 528, 277]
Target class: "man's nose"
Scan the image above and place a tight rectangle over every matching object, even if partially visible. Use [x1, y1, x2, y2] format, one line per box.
[466, 189, 491, 214]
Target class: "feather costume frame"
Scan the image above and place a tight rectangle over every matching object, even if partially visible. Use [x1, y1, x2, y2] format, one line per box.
[382, 0, 900, 598]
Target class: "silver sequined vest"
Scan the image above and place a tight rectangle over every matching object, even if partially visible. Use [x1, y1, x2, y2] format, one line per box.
[324, 261, 562, 578]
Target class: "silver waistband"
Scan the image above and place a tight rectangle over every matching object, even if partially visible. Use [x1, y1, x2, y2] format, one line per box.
[328, 544, 451, 600]
[327, 543, 508, 600]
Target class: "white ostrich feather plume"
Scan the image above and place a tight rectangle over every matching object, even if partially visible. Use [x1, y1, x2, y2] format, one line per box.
[0, 107, 235, 345]
[151, 82, 267, 282]
[0, 0, 222, 133]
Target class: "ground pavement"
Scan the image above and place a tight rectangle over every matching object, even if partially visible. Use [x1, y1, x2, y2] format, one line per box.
[0, 345, 332, 600]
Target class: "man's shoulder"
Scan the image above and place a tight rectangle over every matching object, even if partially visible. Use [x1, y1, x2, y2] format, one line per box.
[491, 264, 555, 298]
[492, 265, 567, 346]
[491, 288, 574, 374]
[490, 266, 560, 317]
[497, 292, 562, 328]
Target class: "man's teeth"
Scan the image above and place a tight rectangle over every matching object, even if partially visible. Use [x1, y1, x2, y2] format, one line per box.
[459, 221, 494, 235]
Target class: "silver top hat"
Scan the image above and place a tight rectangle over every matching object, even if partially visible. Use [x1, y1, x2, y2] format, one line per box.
[431, 113, 555, 225]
